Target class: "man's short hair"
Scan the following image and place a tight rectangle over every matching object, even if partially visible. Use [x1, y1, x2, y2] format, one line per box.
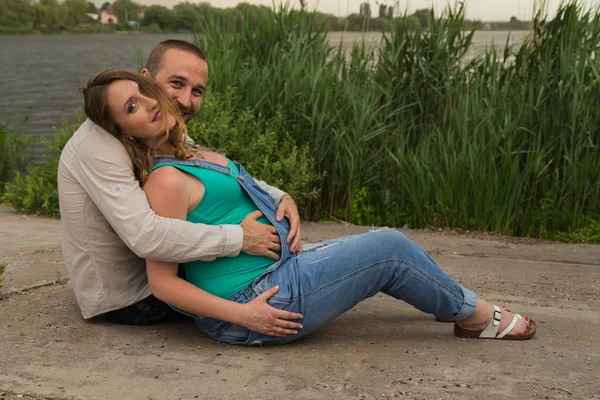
[145, 40, 208, 76]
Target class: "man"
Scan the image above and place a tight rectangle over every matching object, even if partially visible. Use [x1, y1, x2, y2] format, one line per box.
[58, 40, 302, 325]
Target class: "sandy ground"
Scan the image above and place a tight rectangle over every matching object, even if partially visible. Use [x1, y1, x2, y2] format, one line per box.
[1, 204, 599, 400]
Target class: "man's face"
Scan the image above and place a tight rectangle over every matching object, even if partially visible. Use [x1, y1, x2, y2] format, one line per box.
[142, 49, 208, 123]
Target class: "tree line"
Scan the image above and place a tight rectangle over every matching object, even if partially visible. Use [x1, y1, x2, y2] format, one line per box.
[0, 0, 340, 32]
[0, 0, 531, 34]
[1, 0, 96, 30]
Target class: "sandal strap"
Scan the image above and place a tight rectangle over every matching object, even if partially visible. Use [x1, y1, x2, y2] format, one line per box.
[479, 305, 502, 338]
[497, 313, 521, 339]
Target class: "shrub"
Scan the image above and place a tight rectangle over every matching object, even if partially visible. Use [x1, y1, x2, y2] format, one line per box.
[187, 90, 323, 213]
[2, 114, 80, 216]
[0, 124, 30, 194]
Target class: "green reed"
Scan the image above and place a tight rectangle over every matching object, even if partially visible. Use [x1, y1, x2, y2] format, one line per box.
[194, 2, 600, 240]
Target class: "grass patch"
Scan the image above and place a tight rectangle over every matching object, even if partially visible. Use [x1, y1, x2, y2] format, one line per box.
[0, 262, 6, 290]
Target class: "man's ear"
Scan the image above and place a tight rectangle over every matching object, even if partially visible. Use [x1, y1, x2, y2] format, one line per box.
[140, 68, 151, 77]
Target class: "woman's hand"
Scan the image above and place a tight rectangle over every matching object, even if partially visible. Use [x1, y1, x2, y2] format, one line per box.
[240, 285, 303, 337]
[276, 195, 303, 255]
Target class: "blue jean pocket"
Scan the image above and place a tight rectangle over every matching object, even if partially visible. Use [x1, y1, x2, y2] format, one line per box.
[218, 326, 295, 346]
[196, 317, 232, 339]
[217, 323, 254, 345]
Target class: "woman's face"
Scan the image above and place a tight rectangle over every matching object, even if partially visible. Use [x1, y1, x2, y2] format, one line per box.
[106, 79, 177, 140]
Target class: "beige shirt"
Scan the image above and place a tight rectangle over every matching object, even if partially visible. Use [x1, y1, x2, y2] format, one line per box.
[58, 119, 287, 319]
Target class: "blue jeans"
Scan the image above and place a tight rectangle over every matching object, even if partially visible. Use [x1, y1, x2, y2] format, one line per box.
[196, 230, 478, 345]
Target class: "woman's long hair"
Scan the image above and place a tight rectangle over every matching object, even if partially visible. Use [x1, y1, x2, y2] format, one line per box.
[81, 69, 188, 184]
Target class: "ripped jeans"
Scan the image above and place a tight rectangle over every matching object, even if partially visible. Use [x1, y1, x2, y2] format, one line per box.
[195, 229, 478, 345]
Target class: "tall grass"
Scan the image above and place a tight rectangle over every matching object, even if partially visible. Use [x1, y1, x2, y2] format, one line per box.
[195, 1, 599, 240]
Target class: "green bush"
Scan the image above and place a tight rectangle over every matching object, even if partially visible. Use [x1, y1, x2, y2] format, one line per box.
[2, 114, 80, 216]
[187, 90, 323, 213]
[0, 124, 29, 193]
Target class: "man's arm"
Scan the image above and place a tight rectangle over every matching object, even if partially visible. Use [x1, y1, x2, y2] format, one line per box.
[254, 179, 287, 203]
[71, 135, 240, 262]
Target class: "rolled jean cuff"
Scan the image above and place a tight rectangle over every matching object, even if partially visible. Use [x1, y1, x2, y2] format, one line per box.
[453, 285, 478, 321]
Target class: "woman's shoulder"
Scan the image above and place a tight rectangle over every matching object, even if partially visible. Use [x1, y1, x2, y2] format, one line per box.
[143, 165, 193, 217]
[144, 165, 188, 194]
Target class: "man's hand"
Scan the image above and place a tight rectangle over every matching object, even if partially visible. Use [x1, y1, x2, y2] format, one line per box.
[241, 286, 303, 336]
[241, 210, 281, 260]
[276, 195, 302, 255]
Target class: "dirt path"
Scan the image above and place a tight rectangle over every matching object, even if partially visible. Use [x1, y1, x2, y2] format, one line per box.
[1, 205, 599, 399]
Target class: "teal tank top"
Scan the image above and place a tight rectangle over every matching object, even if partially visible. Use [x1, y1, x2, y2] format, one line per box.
[150, 161, 274, 299]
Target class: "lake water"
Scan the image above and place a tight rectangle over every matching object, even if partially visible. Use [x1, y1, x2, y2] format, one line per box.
[0, 31, 528, 163]
[327, 30, 529, 59]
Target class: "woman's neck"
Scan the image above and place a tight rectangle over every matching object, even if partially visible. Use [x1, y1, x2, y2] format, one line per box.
[148, 140, 177, 157]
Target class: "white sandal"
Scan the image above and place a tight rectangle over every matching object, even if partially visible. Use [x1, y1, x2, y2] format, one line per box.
[454, 305, 536, 340]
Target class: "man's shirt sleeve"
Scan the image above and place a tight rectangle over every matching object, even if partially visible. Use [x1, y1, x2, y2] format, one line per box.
[255, 179, 287, 203]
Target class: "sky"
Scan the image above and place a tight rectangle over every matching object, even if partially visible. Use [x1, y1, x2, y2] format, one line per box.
[120, 0, 600, 21]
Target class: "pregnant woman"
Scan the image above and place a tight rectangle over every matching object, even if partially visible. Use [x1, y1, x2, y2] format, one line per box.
[80, 68, 536, 345]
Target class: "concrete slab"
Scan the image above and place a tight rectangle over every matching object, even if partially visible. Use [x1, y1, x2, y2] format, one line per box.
[1, 205, 599, 399]
[0, 205, 65, 293]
